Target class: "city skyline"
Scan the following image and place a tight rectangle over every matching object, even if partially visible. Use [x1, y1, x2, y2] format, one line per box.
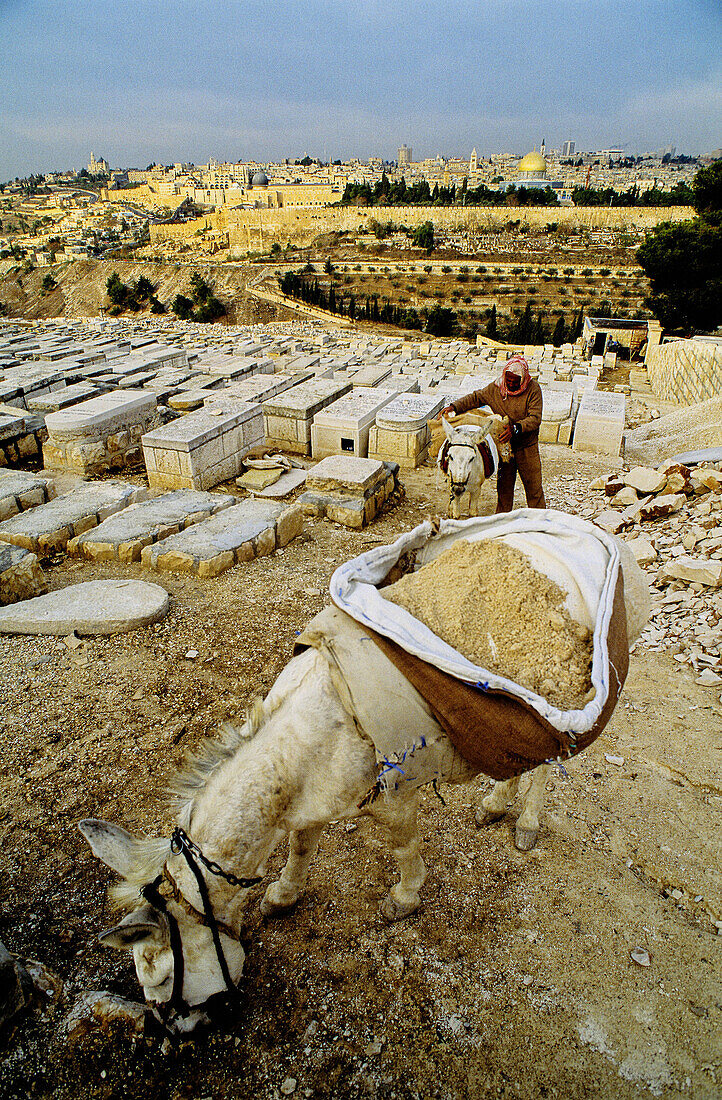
[1, 0, 720, 181]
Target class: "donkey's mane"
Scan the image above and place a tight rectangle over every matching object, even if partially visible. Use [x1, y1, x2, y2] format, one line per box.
[111, 697, 270, 911]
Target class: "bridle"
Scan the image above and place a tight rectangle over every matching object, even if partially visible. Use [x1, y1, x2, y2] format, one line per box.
[440, 435, 496, 498]
[139, 826, 262, 1026]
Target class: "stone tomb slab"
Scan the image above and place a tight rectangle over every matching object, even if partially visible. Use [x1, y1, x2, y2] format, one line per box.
[262, 380, 353, 455]
[369, 392, 445, 468]
[0, 579, 169, 636]
[69, 489, 236, 563]
[572, 391, 626, 457]
[141, 499, 303, 576]
[0, 544, 47, 605]
[44, 391, 159, 475]
[27, 381, 102, 415]
[142, 403, 263, 491]
[300, 456, 398, 529]
[0, 470, 56, 522]
[310, 389, 398, 460]
[0, 481, 144, 554]
[204, 371, 311, 407]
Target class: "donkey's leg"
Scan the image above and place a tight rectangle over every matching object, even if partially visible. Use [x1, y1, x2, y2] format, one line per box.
[475, 774, 520, 827]
[469, 486, 483, 516]
[372, 790, 426, 922]
[260, 823, 325, 918]
[514, 763, 551, 851]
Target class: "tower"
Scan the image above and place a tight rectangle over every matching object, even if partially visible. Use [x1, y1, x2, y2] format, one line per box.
[469, 148, 478, 173]
[540, 137, 546, 157]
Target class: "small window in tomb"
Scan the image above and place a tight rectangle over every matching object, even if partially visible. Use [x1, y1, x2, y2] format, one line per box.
[341, 437, 355, 452]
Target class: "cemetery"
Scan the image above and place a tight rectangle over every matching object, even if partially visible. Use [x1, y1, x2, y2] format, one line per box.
[0, 313, 721, 1100]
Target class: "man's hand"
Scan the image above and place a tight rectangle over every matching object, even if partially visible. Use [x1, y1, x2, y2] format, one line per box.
[498, 422, 512, 444]
[436, 404, 456, 421]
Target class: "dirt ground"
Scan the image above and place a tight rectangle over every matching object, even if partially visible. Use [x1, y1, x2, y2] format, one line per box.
[0, 448, 720, 1100]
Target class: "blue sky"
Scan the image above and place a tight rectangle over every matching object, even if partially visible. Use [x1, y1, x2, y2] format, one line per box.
[1, 0, 720, 179]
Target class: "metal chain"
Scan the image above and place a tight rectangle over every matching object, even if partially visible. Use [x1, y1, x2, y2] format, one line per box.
[170, 826, 261, 889]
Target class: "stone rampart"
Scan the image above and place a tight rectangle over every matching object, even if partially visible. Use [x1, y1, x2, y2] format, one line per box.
[225, 204, 691, 253]
[647, 338, 722, 404]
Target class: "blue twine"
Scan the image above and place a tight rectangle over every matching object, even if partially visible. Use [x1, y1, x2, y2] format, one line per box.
[475, 680, 490, 692]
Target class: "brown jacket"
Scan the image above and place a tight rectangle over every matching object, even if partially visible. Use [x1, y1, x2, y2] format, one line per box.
[453, 379, 544, 450]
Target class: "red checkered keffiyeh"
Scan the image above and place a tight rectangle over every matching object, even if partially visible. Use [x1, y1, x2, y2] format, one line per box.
[497, 355, 531, 399]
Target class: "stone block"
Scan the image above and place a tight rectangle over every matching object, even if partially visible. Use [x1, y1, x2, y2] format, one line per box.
[69, 490, 236, 562]
[0, 471, 55, 522]
[0, 481, 143, 554]
[368, 424, 430, 468]
[557, 418, 574, 446]
[142, 403, 263, 490]
[538, 420, 560, 444]
[140, 499, 296, 576]
[572, 391, 625, 457]
[310, 389, 398, 460]
[0, 545, 47, 604]
[44, 391, 159, 475]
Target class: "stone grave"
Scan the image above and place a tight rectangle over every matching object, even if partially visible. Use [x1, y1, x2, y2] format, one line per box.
[27, 382, 103, 415]
[368, 393, 445, 468]
[43, 391, 159, 475]
[0, 544, 47, 605]
[0, 471, 56, 522]
[0, 579, 170, 636]
[68, 489, 236, 563]
[204, 371, 311, 407]
[538, 387, 576, 445]
[141, 499, 303, 577]
[310, 389, 398, 460]
[298, 455, 398, 528]
[572, 391, 626, 458]
[142, 402, 263, 491]
[0, 481, 144, 554]
[263, 379, 352, 455]
[350, 362, 393, 388]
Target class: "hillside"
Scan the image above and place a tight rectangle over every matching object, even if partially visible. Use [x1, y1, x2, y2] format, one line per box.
[0, 259, 294, 326]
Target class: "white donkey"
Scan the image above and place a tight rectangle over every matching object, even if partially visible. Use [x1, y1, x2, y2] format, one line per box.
[437, 415, 511, 519]
[80, 537, 649, 1032]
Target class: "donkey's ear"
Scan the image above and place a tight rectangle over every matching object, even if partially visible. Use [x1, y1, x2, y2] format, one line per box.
[79, 819, 141, 878]
[441, 416, 455, 441]
[99, 904, 166, 950]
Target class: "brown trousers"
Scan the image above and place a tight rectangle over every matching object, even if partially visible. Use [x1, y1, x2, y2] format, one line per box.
[496, 442, 546, 512]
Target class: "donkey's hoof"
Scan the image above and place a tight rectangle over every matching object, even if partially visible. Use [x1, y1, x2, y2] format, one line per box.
[260, 885, 300, 918]
[474, 805, 505, 828]
[514, 825, 539, 851]
[379, 892, 419, 923]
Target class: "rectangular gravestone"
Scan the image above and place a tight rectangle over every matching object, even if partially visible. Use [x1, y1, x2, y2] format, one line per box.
[368, 392, 445, 468]
[204, 371, 311, 407]
[263, 379, 353, 455]
[142, 402, 263, 491]
[311, 389, 398, 460]
[0, 481, 144, 554]
[141, 499, 303, 576]
[68, 489, 236, 563]
[299, 455, 398, 528]
[43, 391, 159, 475]
[572, 391, 626, 457]
[0, 470, 56, 522]
[27, 382, 102, 415]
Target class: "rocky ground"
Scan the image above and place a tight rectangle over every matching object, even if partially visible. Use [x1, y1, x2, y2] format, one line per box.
[0, 448, 720, 1100]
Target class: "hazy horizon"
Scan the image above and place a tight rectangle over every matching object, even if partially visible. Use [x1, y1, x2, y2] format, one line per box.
[1, 0, 720, 181]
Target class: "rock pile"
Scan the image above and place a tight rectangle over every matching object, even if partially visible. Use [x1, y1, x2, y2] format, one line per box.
[588, 459, 722, 686]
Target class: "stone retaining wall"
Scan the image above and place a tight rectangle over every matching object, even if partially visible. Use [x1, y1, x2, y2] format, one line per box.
[647, 338, 722, 404]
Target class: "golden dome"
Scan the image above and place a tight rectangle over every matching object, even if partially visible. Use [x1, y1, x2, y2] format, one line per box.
[517, 151, 547, 174]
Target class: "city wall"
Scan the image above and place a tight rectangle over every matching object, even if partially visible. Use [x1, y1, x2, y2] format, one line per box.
[647, 338, 722, 404]
[147, 202, 691, 250]
[225, 204, 689, 253]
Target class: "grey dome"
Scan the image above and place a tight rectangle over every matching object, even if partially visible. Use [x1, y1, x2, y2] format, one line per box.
[251, 170, 269, 187]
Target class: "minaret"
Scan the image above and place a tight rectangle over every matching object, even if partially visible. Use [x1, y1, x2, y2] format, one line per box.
[540, 137, 546, 157]
[469, 148, 478, 173]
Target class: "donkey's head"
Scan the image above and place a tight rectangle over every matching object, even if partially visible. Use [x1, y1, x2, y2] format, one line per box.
[438, 416, 490, 503]
[79, 819, 246, 1033]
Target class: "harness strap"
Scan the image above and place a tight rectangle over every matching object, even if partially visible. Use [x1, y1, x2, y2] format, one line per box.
[141, 876, 186, 1015]
[162, 867, 240, 942]
[175, 841, 238, 998]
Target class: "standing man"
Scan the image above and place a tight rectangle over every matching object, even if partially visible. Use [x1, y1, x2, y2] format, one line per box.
[440, 355, 546, 512]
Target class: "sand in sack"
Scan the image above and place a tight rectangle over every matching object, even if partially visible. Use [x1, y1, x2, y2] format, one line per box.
[383, 538, 594, 711]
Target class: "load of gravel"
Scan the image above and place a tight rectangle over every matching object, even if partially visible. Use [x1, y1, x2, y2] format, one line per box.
[383, 538, 593, 711]
[624, 395, 722, 467]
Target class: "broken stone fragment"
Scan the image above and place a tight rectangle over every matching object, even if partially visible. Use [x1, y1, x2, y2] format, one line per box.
[660, 556, 722, 588]
[63, 991, 148, 1048]
[639, 494, 686, 521]
[626, 537, 657, 566]
[624, 466, 666, 495]
[0, 940, 33, 1032]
